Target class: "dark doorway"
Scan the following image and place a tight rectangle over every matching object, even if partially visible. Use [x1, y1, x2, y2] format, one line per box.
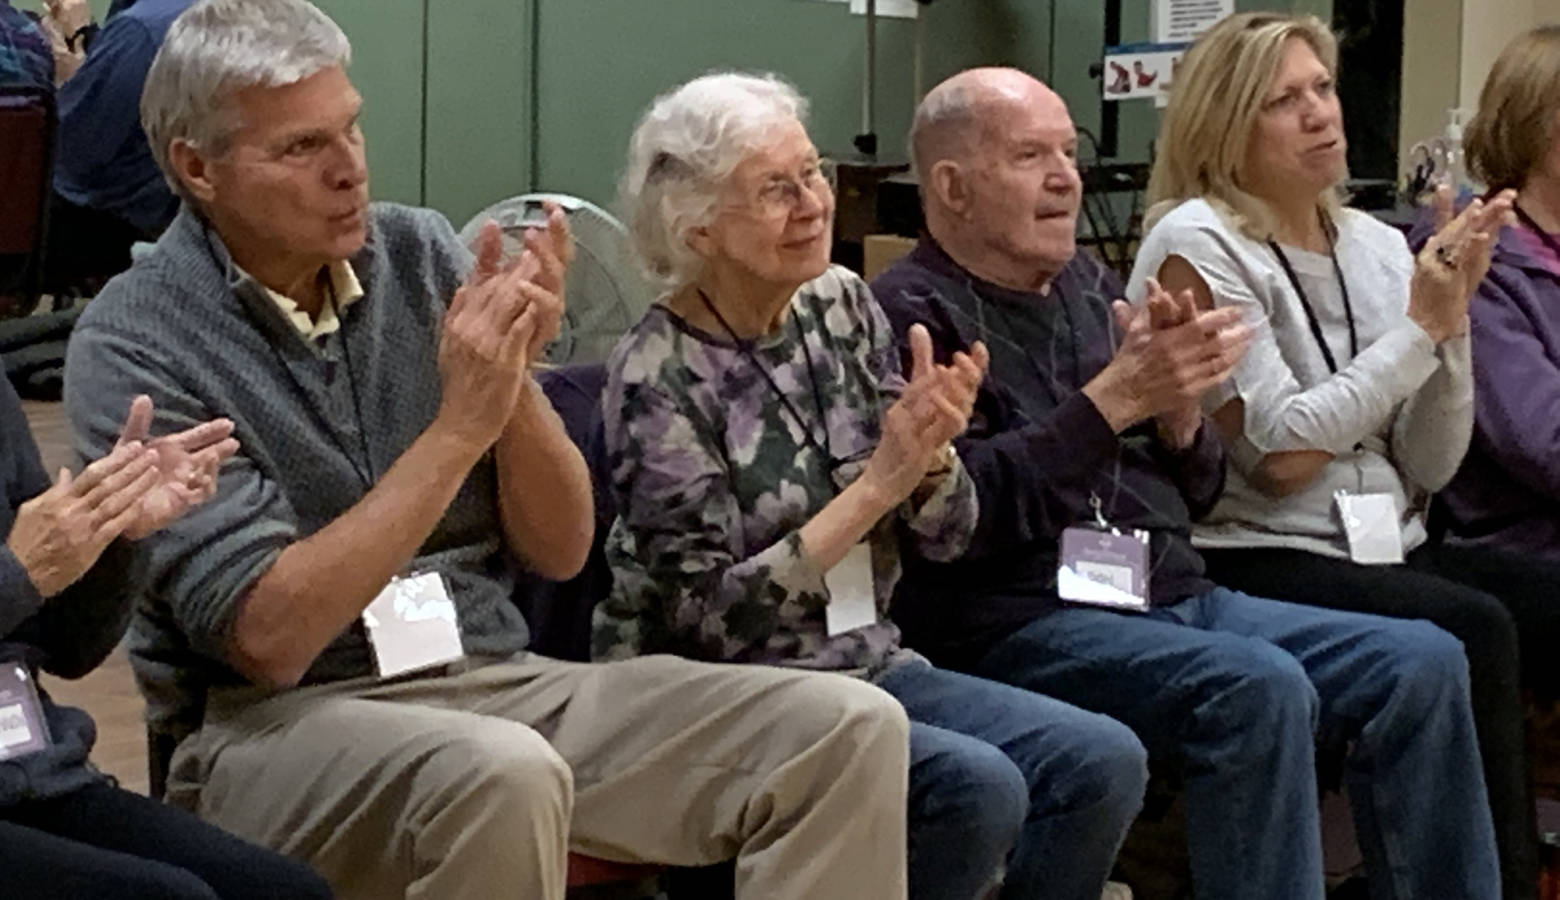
[1334, 0, 1404, 182]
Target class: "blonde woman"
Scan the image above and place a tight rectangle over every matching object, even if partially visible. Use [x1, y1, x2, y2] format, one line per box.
[1128, 12, 1531, 899]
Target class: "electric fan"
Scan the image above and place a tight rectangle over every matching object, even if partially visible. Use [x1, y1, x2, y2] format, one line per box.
[458, 193, 655, 365]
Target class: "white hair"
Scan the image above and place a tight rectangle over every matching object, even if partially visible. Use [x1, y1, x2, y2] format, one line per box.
[618, 71, 808, 290]
[142, 0, 351, 205]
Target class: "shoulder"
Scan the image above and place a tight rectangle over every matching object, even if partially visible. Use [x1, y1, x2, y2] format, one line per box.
[607, 306, 683, 395]
[1335, 208, 1413, 275]
[366, 202, 463, 253]
[1141, 198, 1262, 259]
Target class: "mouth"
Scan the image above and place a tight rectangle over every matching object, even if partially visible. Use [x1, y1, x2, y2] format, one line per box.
[1306, 139, 1342, 155]
[1035, 210, 1074, 223]
[782, 231, 826, 250]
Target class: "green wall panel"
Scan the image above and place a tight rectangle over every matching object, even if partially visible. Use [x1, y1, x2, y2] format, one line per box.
[424, 0, 533, 230]
[315, 0, 426, 208]
[531, 0, 1050, 209]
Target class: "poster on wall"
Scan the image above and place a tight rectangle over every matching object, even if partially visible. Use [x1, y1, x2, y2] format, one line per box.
[1154, 0, 1234, 44]
[1101, 42, 1188, 104]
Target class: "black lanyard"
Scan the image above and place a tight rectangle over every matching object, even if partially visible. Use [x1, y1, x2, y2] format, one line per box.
[204, 223, 378, 490]
[698, 289, 834, 465]
[1267, 213, 1358, 375]
[1514, 203, 1560, 261]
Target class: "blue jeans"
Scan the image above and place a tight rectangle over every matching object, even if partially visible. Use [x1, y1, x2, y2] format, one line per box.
[971, 587, 1498, 900]
[874, 658, 1147, 900]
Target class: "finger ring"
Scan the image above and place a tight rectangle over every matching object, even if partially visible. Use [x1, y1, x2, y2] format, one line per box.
[1435, 245, 1460, 270]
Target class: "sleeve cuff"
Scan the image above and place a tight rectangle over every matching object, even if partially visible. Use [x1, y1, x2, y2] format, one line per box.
[0, 544, 45, 637]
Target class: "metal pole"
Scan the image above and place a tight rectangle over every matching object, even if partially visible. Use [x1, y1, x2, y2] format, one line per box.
[863, 0, 877, 137]
[913, 6, 925, 103]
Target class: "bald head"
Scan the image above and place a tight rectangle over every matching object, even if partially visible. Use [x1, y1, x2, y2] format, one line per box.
[910, 68, 1068, 181]
[909, 67, 1083, 292]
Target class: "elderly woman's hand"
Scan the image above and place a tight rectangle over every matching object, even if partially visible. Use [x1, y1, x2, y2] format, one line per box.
[114, 396, 240, 540]
[1410, 187, 1516, 342]
[7, 443, 158, 598]
[863, 325, 988, 504]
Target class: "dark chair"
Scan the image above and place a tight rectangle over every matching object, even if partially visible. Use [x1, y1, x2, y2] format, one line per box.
[0, 85, 57, 317]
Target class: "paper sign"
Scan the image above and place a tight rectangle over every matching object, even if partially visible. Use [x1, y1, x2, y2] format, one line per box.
[1102, 42, 1190, 103]
[0, 662, 50, 760]
[1154, 0, 1233, 43]
[1058, 526, 1151, 611]
[825, 543, 879, 636]
[362, 573, 465, 678]
[1335, 492, 1406, 565]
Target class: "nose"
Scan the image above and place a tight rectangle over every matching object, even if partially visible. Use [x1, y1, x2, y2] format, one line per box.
[327, 134, 368, 191]
[794, 176, 830, 219]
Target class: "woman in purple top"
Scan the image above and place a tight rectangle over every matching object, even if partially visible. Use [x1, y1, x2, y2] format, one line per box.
[1429, 25, 1560, 699]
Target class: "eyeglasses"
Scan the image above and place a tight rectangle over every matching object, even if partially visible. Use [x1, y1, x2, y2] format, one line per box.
[730, 158, 837, 222]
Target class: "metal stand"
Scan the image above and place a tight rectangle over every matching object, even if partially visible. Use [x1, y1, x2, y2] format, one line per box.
[852, 0, 878, 157]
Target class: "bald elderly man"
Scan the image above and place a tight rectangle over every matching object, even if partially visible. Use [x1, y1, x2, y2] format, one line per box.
[871, 68, 1496, 900]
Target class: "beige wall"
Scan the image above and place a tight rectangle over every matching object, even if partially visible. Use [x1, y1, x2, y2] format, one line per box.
[1399, 0, 1560, 175]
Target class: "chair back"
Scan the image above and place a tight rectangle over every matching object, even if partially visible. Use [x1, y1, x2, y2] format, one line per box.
[0, 86, 57, 310]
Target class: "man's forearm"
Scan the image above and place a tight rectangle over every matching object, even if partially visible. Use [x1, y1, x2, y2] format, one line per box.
[493, 379, 593, 581]
[228, 422, 484, 688]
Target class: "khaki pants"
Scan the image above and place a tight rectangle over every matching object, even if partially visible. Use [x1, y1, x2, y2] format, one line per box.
[169, 654, 910, 900]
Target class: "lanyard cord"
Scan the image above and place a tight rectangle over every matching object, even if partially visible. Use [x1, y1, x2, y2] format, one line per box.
[1267, 211, 1358, 375]
[697, 288, 834, 467]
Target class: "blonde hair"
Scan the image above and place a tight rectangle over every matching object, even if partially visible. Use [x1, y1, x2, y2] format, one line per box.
[1466, 25, 1560, 191]
[1146, 12, 1340, 239]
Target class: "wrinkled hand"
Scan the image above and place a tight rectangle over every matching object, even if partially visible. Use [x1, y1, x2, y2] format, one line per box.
[1140, 278, 1207, 447]
[7, 443, 157, 598]
[437, 260, 544, 452]
[114, 395, 239, 540]
[862, 324, 989, 504]
[466, 202, 573, 367]
[1085, 287, 1251, 433]
[1410, 186, 1516, 342]
[44, 0, 91, 39]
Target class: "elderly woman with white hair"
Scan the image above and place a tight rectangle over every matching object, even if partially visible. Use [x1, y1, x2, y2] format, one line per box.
[593, 71, 1148, 900]
[1129, 11, 1532, 898]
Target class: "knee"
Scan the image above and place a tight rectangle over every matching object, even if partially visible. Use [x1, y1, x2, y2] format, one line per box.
[265, 859, 334, 900]
[423, 724, 574, 820]
[791, 674, 912, 759]
[919, 740, 1029, 849]
[125, 866, 223, 900]
[1054, 714, 1149, 820]
[1384, 620, 1475, 706]
[1198, 651, 1319, 750]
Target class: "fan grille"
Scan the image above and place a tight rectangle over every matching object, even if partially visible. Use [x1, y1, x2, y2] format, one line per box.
[458, 193, 654, 365]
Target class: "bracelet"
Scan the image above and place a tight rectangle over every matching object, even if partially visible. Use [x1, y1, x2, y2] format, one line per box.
[66, 23, 97, 53]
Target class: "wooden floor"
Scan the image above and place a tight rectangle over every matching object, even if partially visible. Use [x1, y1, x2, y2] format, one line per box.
[22, 400, 150, 795]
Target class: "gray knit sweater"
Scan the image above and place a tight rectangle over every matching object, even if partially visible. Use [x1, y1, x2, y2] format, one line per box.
[64, 203, 528, 734]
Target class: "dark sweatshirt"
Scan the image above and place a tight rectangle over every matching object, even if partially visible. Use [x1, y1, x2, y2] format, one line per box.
[871, 238, 1224, 666]
[0, 376, 134, 805]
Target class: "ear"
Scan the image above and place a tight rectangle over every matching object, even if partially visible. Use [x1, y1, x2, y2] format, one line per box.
[168, 137, 219, 205]
[683, 222, 718, 261]
[928, 159, 970, 219]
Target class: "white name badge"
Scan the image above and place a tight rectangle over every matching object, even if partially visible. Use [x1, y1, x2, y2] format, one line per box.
[1057, 526, 1151, 611]
[825, 543, 878, 636]
[0, 661, 51, 760]
[362, 572, 466, 679]
[1335, 492, 1405, 565]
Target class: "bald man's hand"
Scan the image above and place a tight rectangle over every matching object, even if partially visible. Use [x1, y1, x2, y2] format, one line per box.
[1081, 287, 1251, 435]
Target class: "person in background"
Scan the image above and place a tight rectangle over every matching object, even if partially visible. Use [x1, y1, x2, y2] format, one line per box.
[596, 70, 1147, 900]
[0, 0, 54, 90]
[1129, 14, 1536, 897]
[1422, 25, 1560, 704]
[872, 63, 1499, 900]
[65, 2, 916, 898]
[0, 375, 327, 899]
[44, 0, 194, 289]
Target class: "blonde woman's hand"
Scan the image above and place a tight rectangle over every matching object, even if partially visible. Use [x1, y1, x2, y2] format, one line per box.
[1410, 187, 1516, 342]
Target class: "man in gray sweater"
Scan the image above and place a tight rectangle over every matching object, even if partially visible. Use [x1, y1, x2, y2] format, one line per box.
[62, 2, 912, 899]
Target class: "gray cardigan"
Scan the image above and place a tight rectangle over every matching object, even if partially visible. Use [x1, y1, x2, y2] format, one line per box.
[64, 203, 528, 735]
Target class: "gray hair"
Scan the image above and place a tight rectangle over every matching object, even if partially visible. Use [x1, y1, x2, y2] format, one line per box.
[142, 0, 351, 205]
[909, 82, 980, 183]
[618, 71, 808, 290]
